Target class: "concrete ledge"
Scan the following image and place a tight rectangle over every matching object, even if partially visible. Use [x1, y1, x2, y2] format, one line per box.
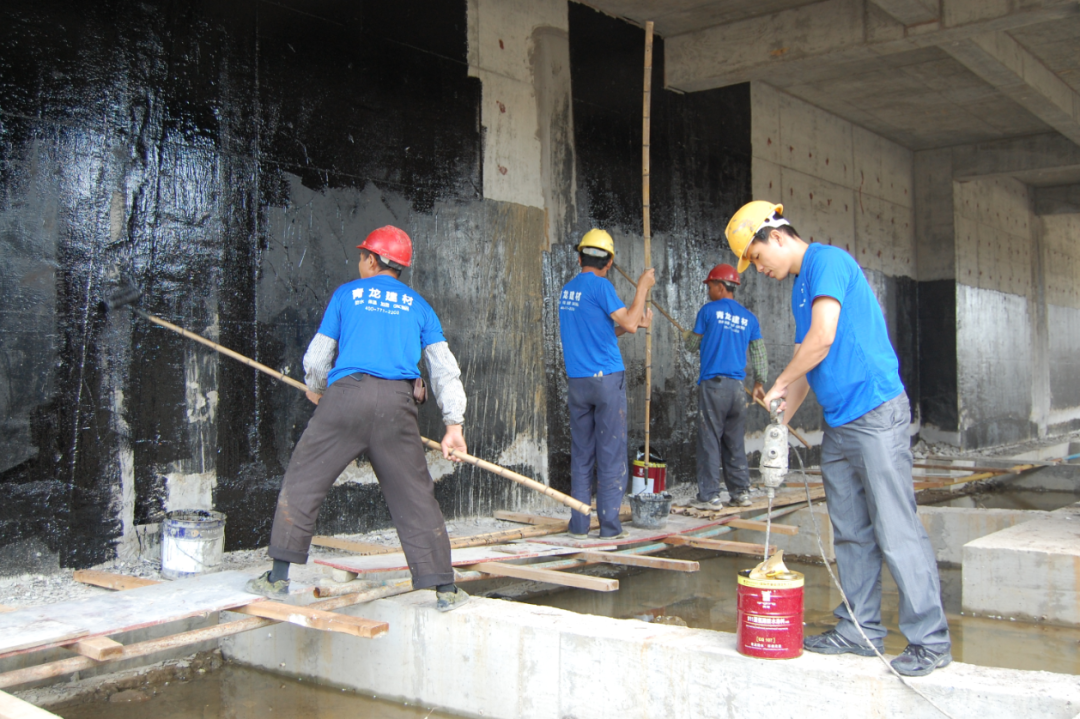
[777, 505, 1043, 565]
[221, 592, 1080, 719]
[963, 504, 1080, 626]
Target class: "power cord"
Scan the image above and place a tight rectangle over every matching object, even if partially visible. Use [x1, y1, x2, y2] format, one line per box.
[791, 445, 959, 719]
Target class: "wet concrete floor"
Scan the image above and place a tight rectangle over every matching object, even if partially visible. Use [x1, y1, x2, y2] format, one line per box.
[526, 552, 1080, 675]
[56, 663, 461, 719]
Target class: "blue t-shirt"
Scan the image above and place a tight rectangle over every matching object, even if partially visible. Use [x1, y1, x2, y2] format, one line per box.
[693, 298, 761, 384]
[318, 275, 446, 386]
[792, 243, 903, 427]
[558, 272, 626, 378]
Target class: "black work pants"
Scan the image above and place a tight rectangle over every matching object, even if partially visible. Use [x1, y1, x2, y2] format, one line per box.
[268, 374, 454, 589]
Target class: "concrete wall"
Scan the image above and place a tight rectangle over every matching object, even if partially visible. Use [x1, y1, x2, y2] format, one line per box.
[953, 177, 1039, 447]
[221, 591, 1080, 719]
[1041, 213, 1080, 435]
[0, 0, 762, 572]
[749, 83, 918, 434]
[0, 0, 558, 571]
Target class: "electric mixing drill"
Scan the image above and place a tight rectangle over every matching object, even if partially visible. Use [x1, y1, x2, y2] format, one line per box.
[759, 398, 789, 559]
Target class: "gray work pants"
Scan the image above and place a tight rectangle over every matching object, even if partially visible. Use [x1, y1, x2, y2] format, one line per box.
[696, 376, 751, 501]
[567, 372, 628, 537]
[821, 392, 951, 649]
[268, 374, 454, 589]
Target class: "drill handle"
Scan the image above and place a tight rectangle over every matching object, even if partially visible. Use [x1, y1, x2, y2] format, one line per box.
[769, 398, 784, 425]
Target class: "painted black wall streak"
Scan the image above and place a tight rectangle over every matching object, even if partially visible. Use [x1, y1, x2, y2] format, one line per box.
[0, 0, 482, 571]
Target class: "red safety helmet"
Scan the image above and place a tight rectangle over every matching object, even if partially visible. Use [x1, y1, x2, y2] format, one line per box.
[357, 225, 412, 268]
[704, 263, 740, 285]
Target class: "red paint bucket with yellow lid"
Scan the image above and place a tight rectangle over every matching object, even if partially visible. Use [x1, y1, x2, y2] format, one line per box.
[736, 568, 804, 659]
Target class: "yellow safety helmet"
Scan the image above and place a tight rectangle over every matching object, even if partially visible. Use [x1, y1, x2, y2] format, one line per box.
[725, 201, 788, 273]
[577, 228, 615, 258]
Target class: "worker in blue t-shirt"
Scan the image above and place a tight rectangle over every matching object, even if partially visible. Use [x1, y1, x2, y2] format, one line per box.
[558, 229, 654, 540]
[684, 263, 768, 510]
[726, 201, 951, 677]
[246, 226, 470, 613]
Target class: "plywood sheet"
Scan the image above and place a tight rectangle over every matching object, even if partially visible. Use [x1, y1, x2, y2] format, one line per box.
[0, 570, 265, 659]
[315, 542, 581, 574]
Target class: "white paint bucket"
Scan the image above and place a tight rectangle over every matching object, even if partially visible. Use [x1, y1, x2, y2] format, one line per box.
[161, 509, 226, 580]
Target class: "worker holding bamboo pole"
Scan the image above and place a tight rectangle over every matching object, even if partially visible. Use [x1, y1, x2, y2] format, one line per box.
[246, 225, 471, 613]
[683, 263, 768, 510]
[726, 201, 951, 676]
[558, 229, 654, 540]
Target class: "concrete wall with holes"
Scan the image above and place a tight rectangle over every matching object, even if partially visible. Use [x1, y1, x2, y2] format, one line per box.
[750, 82, 919, 436]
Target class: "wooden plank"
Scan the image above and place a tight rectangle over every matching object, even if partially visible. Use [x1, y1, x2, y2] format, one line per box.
[494, 506, 631, 527]
[0, 606, 16, 614]
[0, 570, 272, 659]
[70, 636, 123, 661]
[0, 582, 413, 691]
[234, 601, 387, 639]
[725, 518, 799, 536]
[663, 534, 776, 556]
[466, 562, 618, 592]
[72, 570, 157, 591]
[0, 690, 63, 718]
[570, 551, 699, 572]
[311, 537, 397, 555]
[447, 523, 566, 549]
[493, 511, 562, 526]
[315, 542, 581, 575]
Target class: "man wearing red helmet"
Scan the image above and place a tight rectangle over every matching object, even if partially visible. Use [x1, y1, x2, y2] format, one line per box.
[247, 226, 470, 613]
[685, 263, 767, 509]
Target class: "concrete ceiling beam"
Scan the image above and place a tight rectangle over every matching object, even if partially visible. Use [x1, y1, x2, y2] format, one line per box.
[665, 0, 1079, 92]
[942, 31, 1080, 147]
[949, 132, 1080, 181]
[1033, 184, 1080, 215]
[869, 0, 939, 27]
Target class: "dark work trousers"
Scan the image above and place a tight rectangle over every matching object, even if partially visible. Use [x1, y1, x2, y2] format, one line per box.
[268, 374, 454, 590]
[567, 371, 628, 537]
[822, 392, 951, 649]
[695, 376, 751, 502]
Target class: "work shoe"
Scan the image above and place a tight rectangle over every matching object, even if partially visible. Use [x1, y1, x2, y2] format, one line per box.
[803, 629, 882, 657]
[435, 586, 471, 612]
[599, 530, 630, 540]
[568, 532, 590, 540]
[890, 644, 952, 677]
[691, 497, 723, 510]
[727, 492, 752, 507]
[244, 570, 290, 599]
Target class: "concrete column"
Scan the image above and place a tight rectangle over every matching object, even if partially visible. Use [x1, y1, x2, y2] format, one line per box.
[913, 148, 959, 439]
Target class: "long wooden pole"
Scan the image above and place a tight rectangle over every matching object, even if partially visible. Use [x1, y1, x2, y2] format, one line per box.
[133, 309, 589, 515]
[642, 21, 655, 476]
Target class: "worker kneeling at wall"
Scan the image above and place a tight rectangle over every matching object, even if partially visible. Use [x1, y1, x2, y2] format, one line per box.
[727, 201, 952, 676]
[246, 226, 471, 613]
[684, 264, 767, 510]
[558, 229, 654, 540]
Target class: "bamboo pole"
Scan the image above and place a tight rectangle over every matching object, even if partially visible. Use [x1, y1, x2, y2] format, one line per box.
[642, 21, 655, 477]
[134, 309, 589, 515]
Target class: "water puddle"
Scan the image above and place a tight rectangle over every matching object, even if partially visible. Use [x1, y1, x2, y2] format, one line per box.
[525, 553, 1080, 675]
[56, 663, 462, 719]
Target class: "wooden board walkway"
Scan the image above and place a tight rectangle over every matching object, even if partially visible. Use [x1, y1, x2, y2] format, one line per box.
[315, 542, 582, 575]
[0, 570, 273, 659]
[528, 513, 730, 549]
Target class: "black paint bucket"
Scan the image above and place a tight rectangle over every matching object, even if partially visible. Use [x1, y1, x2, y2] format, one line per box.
[629, 491, 673, 529]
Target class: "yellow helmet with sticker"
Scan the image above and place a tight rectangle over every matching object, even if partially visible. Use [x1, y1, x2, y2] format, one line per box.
[577, 228, 615, 258]
[725, 201, 788, 273]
